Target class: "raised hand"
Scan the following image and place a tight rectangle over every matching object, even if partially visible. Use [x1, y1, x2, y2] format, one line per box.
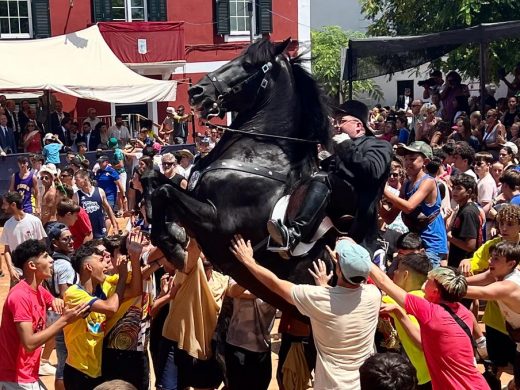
[62, 302, 90, 324]
[126, 231, 144, 262]
[308, 259, 333, 287]
[52, 298, 65, 314]
[230, 234, 255, 266]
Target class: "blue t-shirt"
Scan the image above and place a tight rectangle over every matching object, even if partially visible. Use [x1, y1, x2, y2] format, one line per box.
[398, 128, 410, 144]
[95, 166, 120, 204]
[43, 143, 62, 164]
[511, 194, 520, 206]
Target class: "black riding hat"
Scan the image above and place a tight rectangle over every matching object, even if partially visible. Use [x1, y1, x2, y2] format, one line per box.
[333, 100, 374, 135]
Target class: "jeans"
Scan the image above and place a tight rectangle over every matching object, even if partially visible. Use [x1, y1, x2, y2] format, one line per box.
[155, 337, 178, 390]
[425, 251, 442, 268]
[55, 330, 67, 380]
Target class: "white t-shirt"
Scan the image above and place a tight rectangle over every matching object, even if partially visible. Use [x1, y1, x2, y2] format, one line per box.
[0, 213, 47, 250]
[292, 284, 381, 390]
[477, 173, 497, 206]
[463, 168, 478, 182]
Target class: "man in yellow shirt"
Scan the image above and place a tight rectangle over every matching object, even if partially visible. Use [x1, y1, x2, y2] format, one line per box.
[380, 252, 432, 388]
[63, 244, 128, 389]
[459, 204, 520, 376]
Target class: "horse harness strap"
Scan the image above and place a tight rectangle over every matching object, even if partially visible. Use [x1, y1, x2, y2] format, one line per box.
[208, 61, 273, 103]
[189, 158, 286, 191]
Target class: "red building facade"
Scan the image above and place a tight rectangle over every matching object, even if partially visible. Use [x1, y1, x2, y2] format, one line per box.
[5, 0, 310, 127]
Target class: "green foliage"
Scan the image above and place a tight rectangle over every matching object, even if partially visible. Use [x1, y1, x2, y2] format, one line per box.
[358, 0, 520, 80]
[311, 26, 383, 103]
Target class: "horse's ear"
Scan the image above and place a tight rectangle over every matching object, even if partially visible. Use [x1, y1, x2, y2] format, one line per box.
[274, 37, 291, 56]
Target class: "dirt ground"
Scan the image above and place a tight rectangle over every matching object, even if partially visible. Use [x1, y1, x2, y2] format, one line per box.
[0, 224, 514, 389]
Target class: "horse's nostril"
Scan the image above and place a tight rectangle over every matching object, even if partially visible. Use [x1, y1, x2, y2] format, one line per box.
[189, 85, 204, 102]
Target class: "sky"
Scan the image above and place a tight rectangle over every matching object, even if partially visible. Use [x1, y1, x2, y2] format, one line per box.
[310, 0, 368, 32]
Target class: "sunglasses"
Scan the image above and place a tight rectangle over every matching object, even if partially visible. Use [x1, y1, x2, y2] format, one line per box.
[162, 162, 174, 167]
[390, 173, 400, 178]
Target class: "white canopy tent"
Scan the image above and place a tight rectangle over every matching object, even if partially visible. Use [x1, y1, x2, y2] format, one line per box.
[0, 25, 177, 103]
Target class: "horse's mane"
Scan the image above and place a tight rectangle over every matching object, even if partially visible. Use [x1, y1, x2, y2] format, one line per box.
[290, 55, 332, 149]
[245, 39, 332, 149]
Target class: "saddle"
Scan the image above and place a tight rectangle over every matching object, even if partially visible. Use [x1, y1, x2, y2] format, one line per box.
[267, 194, 335, 257]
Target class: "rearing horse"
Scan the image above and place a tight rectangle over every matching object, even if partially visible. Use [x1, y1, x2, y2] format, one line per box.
[141, 38, 334, 314]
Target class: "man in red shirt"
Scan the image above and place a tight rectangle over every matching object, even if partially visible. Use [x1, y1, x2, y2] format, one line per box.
[369, 264, 490, 390]
[56, 198, 93, 249]
[0, 239, 87, 388]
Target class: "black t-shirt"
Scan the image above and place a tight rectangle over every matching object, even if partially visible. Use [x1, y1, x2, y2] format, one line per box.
[447, 202, 482, 268]
[503, 110, 519, 129]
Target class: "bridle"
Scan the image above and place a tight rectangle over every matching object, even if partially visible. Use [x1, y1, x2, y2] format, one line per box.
[206, 61, 274, 113]
[203, 58, 320, 145]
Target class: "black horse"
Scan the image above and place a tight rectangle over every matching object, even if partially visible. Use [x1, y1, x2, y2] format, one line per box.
[141, 38, 340, 314]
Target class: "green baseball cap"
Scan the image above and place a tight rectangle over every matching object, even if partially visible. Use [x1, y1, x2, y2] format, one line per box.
[396, 141, 433, 159]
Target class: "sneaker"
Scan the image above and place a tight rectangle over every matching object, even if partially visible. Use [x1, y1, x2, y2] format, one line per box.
[39, 360, 56, 376]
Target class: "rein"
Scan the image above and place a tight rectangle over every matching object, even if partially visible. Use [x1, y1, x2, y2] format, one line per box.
[200, 119, 320, 144]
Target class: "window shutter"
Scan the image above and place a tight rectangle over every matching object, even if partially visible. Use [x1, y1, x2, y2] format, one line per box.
[147, 0, 167, 21]
[92, 0, 113, 22]
[31, 0, 50, 38]
[215, 0, 230, 35]
[256, 0, 272, 34]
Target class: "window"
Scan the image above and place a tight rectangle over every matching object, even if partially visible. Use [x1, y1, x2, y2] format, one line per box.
[229, 0, 250, 34]
[112, 0, 147, 22]
[216, 0, 272, 37]
[0, 0, 31, 38]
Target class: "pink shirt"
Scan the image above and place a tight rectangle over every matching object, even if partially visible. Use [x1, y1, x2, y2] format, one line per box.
[405, 294, 490, 390]
[0, 280, 53, 383]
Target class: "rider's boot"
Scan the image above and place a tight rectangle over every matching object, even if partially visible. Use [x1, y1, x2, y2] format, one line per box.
[267, 179, 330, 250]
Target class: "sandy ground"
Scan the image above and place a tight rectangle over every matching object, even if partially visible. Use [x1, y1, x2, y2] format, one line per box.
[0, 223, 514, 389]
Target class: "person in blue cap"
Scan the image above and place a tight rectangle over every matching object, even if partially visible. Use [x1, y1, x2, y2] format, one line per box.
[230, 235, 381, 390]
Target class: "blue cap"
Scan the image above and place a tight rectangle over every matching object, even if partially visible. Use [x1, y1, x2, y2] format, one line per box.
[336, 239, 371, 284]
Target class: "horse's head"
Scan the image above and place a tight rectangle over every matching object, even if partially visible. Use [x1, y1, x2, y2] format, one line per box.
[189, 37, 291, 119]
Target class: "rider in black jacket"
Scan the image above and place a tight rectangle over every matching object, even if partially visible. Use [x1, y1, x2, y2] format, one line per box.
[268, 100, 393, 254]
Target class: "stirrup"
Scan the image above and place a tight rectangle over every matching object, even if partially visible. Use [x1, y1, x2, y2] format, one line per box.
[267, 219, 290, 252]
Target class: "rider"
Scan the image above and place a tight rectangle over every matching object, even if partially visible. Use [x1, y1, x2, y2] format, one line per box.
[268, 100, 393, 253]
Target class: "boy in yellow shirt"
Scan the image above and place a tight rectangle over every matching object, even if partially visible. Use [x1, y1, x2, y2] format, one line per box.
[63, 244, 128, 389]
[380, 252, 432, 388]
[459, 204, 520, 376]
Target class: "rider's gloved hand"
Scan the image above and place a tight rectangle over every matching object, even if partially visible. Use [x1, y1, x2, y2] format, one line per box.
[332, 133, 350, 145]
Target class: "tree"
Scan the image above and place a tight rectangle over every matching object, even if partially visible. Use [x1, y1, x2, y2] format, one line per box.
[311, 26, 382, 103]
[358, 0, 520, 80]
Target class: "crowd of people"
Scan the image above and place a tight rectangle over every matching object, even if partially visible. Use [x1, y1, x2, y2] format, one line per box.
[0, 97, 199, 156]
[3, 68, 520, 390]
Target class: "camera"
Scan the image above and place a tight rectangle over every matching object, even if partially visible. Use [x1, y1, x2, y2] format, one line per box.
[418, 78, 436, 88]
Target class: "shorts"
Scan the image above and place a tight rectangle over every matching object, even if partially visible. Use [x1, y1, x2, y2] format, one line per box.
[486, 325, 516, 367]
[174, 344, 223, 389]
[0, 381, 45, 389]
[63, 364, 101, 390]
[101, 349, 149, 390]
[55, 331, 67, 380]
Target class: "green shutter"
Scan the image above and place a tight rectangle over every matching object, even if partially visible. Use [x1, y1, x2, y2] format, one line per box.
[92, 0, 113, 22]
[216, 0, 230, 35]
[256, 0, 272, 34]
[147, 0, 167, 21]
[31, 0, 50, 38]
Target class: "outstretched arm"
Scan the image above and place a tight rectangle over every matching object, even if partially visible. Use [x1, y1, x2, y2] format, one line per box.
[465, 280, 517, 300]
[369, 263, 407, 308]
[230, 234, 295, 304]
